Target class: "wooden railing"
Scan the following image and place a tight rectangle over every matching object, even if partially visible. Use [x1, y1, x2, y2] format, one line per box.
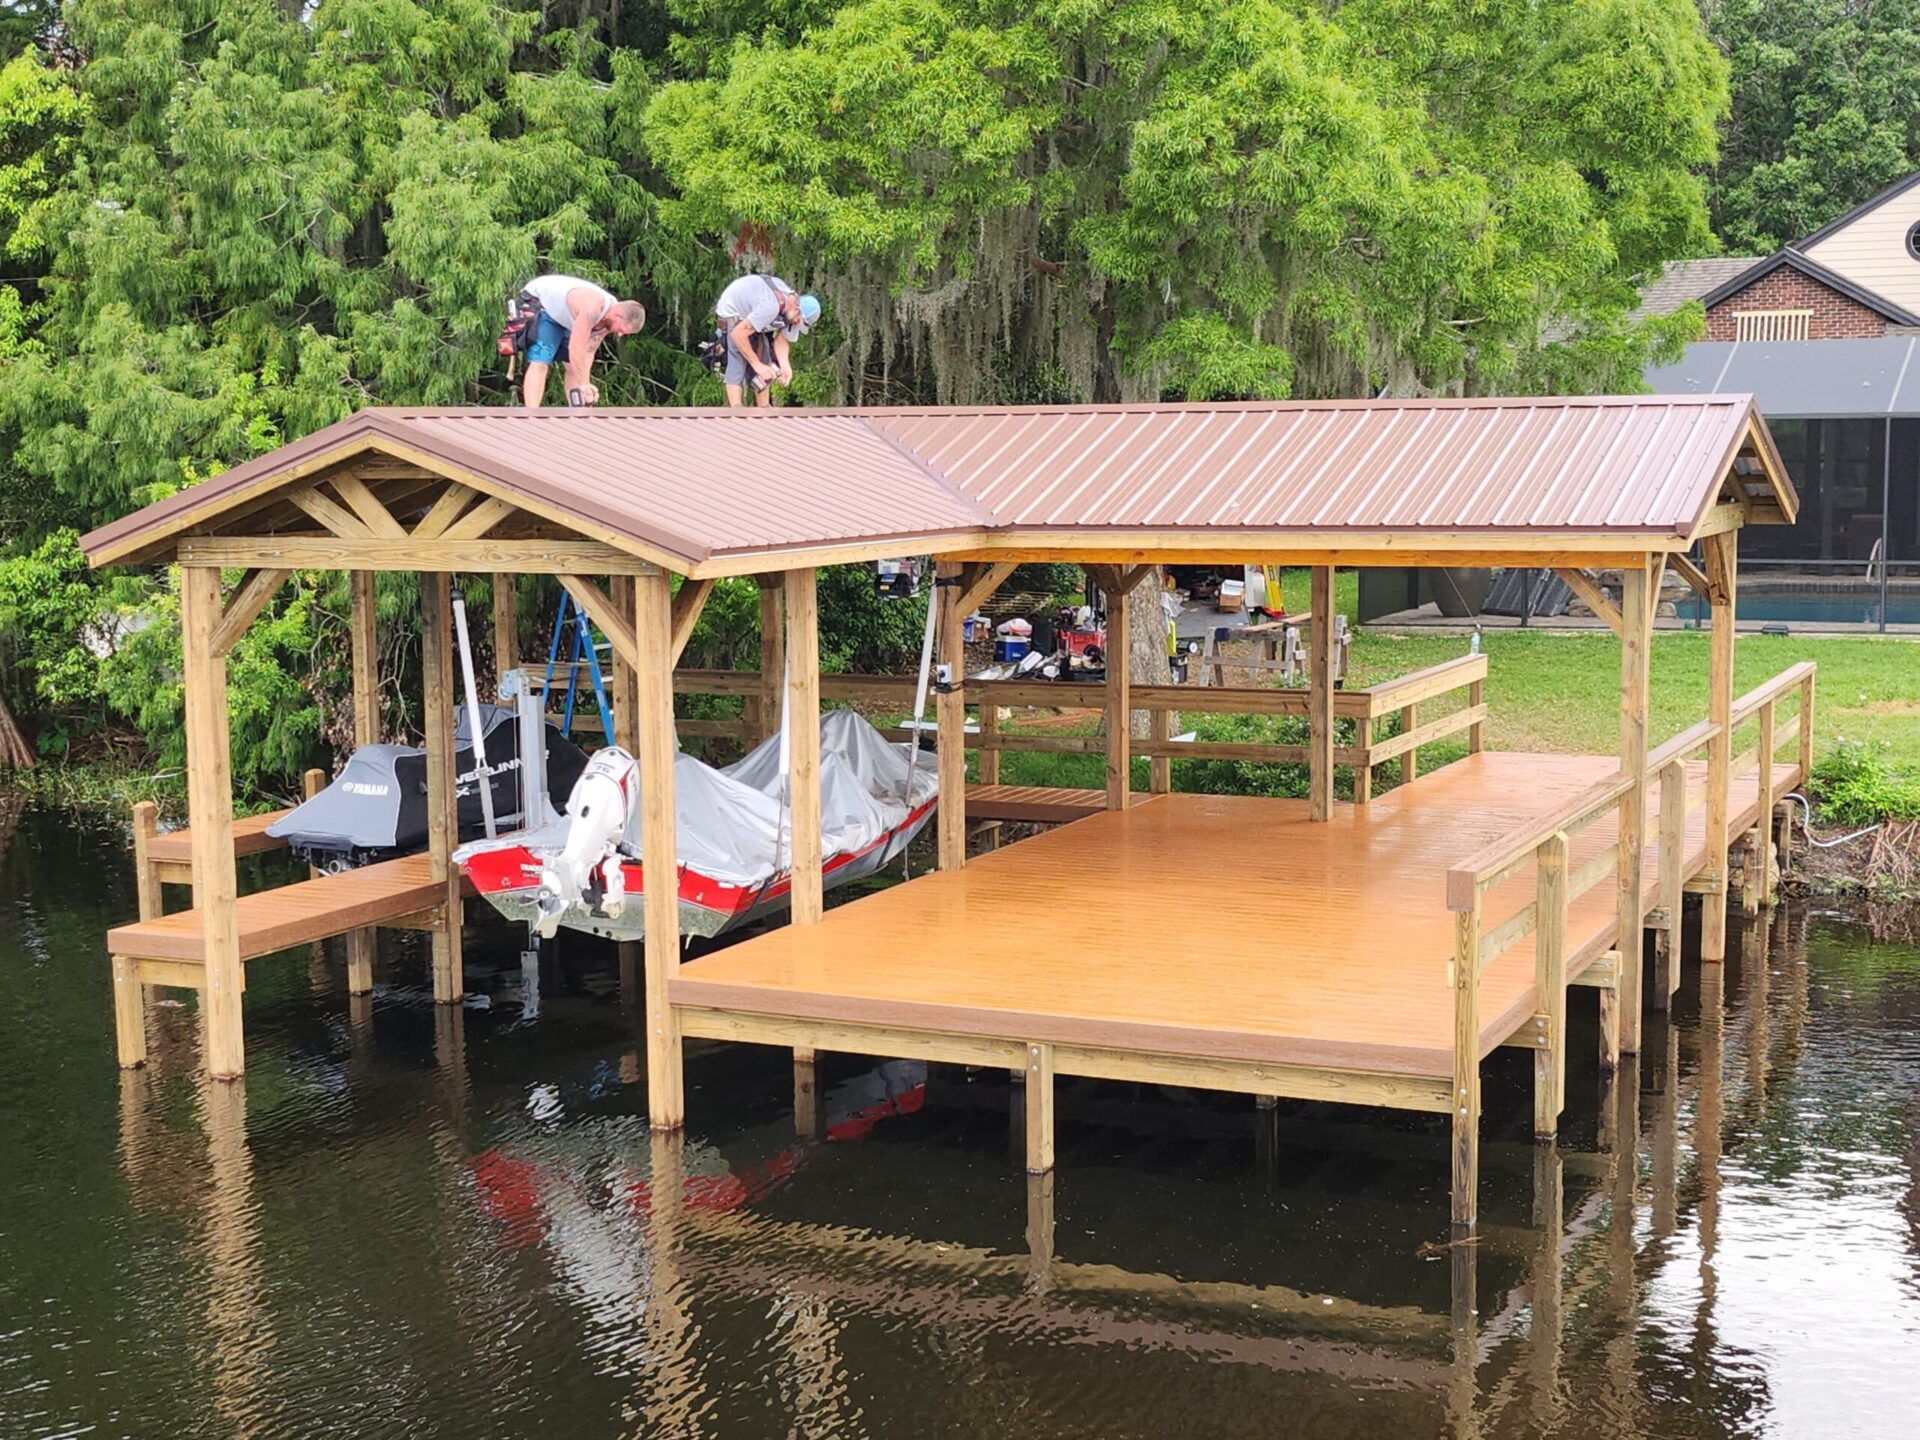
[1440, 660, 1816, 1191]
[662, 653, 1488, 803]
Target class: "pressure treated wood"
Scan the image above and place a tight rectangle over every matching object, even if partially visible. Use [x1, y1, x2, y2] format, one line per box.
[964, 784, 1135, 825]
[420, 572, 462, 1003]
[635, 569, 685, 1128]
[181, 566, 245, 1077]
[1702, 531, 1736, 961]
[784, 569, 824, 923]
[142, 808, 294, 874]
[674, 753, 1792, 1084]
[106, 854, 460, 964]
[1308, 567, 1336, 821]
[935, 560, 967, 869]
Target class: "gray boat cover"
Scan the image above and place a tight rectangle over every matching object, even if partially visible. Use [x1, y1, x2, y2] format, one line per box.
[456, 709, 938, 888]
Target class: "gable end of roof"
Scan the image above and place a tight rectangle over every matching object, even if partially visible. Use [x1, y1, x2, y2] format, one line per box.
[1797, 170, 1920, 251]
[1695, 248, 1920, 327]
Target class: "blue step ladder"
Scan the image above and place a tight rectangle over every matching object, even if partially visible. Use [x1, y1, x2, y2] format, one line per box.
[541, 591, 616, 741]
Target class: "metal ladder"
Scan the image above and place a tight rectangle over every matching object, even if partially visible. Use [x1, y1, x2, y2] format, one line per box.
[541, 591, 616, 740]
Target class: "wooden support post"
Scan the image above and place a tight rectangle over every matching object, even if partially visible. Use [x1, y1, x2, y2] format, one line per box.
[131, 801, 162, 922]
[1598, 949, 1622, 1072]
[793, 1046, 820, 1140]
[1399, 701, 1419, 788]
[346, 570, 379, 995]
[1024, 1042, 1055, 1175]
[1308, 567, 1336, 822]
[1354, 726, 1373, 805]
[635, 570, 684, 1128]
[181, 566, 245, 1077]
[786, 568, 824, 922]
[419, 572, 463, 1005]
[1467, 676, 1485, 754]
[1451, 898, 1481, 1228]
[1148, 707, 1171, 795]
[1701, 531, 1736, 962]
[754, 576, 784, 744]
[491, 573, 516, 683]
[1104, 573, 1131, 811]
[1656, 758, 1686, 1007]
[611, 575, 639, 753]
[112, 954, 146, 1068]
[301, 768, 327, 882]
[1616, 564, 1650, 1056]
[349, 570, 379, 747]
[980, 702, 1001, 786]
[1754, 702, 1776, 910]
[935, 561, 967, 869]
[1534, 833, 1568, 1139]
[1797, 670, 1815, 783]
[1025, 1173, 1055, 1291]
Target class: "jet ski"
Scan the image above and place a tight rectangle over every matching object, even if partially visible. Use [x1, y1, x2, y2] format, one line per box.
[269, 705, 590, 873]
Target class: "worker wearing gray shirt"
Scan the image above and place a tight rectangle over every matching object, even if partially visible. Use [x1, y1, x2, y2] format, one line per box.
[714, 274, 821, 407]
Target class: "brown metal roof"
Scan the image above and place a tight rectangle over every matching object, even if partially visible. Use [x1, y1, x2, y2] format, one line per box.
[80, 396, 1796, 572]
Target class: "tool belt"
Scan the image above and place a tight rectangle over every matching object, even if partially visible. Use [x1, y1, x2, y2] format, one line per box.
[496, 286, 541, 377]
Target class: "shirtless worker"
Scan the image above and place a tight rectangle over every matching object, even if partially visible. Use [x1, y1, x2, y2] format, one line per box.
[715, 273, 821, 407]
[519, 274, 646, 409]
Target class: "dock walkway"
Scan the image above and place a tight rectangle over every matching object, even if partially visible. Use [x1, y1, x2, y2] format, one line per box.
[674, 749, 1791, 1117]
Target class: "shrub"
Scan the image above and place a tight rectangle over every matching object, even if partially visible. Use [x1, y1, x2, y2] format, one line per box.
[1809, 741, 1920, 827]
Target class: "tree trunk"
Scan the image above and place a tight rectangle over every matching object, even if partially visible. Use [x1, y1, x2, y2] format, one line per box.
[0, 683, 33, 769]
[1125, 567, 1172, 739]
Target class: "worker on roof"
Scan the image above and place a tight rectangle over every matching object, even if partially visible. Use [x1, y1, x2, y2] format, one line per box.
[714, 273, 821, 407]
[519, 274, 646, 410]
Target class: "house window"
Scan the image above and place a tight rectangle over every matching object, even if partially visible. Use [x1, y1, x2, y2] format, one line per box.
[1906, 219, 1920, 261]
[1733, 310, 1811, 341]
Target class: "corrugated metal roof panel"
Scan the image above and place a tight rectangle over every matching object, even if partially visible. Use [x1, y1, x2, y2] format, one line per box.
[79, 396, 1793, 570]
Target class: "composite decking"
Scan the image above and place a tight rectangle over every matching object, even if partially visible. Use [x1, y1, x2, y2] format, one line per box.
[674, 752, 1792, 1089]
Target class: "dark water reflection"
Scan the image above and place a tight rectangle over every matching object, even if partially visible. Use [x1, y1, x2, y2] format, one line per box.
[2, 797, 1918, 1438]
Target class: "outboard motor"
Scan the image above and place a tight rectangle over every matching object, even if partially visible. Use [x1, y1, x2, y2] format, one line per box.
[534, 745, 640, 938]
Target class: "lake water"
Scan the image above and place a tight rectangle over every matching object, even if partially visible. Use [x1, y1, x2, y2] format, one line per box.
[2, 796, 1918, 1438]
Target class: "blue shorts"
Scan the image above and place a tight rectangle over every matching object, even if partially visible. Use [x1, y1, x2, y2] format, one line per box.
[724, 328, 774, 387]
[527, 313, 571, 365]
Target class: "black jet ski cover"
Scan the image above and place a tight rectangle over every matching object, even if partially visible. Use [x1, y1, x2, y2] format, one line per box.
[268, 705, 589, 870]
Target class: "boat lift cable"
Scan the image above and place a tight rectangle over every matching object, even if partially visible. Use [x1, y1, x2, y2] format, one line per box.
[451, 585, 497, 840]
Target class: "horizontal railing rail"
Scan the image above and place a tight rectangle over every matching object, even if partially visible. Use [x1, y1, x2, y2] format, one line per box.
[654, 653, 1489, 804]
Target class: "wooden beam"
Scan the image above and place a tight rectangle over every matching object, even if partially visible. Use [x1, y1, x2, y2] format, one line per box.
[1701, 530, 1736, 962]
[111, 955, 146, 1068]
[210, 568, 293, 658]
[785, 569, 824, 921]
[669, 577, 716, 666]
[1308, 567, 1336, 821]
[1554, 569, 1624, 638]
[181, 566, 245, 1077]
[420, 572, 463, 1004]
[1656, 759, 1686, 1007]
[935, 560, 967, 869]
[1691, 501, 1746, 539]
[328, 473, 409, 539]
[177, 536, 659, 575]
[610, 575, 638, 754]
[556, 574, 640, 671]
[635, 569, 685, 1128]
[286, 482, 374, 540]
[1668, 552, 1711, 603]
[1616, 564, 1650, 1056]
[349, 571, 379, 746]
[1104, 571, 1131, 811]
[955, 561, 1017, 618]
[1451, 896, 1481, 1229]
[411, 483, 481, 541]
[440, 495, 518, 542]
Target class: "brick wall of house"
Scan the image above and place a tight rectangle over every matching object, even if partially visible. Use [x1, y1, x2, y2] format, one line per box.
[1703, 265, 1887, 340]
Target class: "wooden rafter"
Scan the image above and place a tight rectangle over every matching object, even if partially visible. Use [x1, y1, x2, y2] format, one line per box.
[410, 483, 481, 541]
[177, 536, 658, 575]
[328, 473, 408, 539]
[211, 569, 294, 657]
[1691, 501, 1746, 540]
[557, 574, 639, 670]
[1554, 568, 1624, 639]
[440, 496, 517, 542]
[955, 561, 1017, 618]
[669, 578, 715, 665]
[287, 482, 373, 539]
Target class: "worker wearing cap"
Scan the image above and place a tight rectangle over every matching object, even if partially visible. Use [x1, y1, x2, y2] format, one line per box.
[521, 274, 646, 410]
[714, 273, 821, 407]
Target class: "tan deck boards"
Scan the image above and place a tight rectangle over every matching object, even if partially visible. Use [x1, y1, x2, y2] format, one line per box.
[964, 784, 1142, 824]
[676, 753, 1791, 1080]
[144, 807, 293, 866]
[107, 853, 455, 963]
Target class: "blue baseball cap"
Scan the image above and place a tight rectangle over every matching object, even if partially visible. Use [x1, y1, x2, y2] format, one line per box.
[796, 294, 821, 333]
